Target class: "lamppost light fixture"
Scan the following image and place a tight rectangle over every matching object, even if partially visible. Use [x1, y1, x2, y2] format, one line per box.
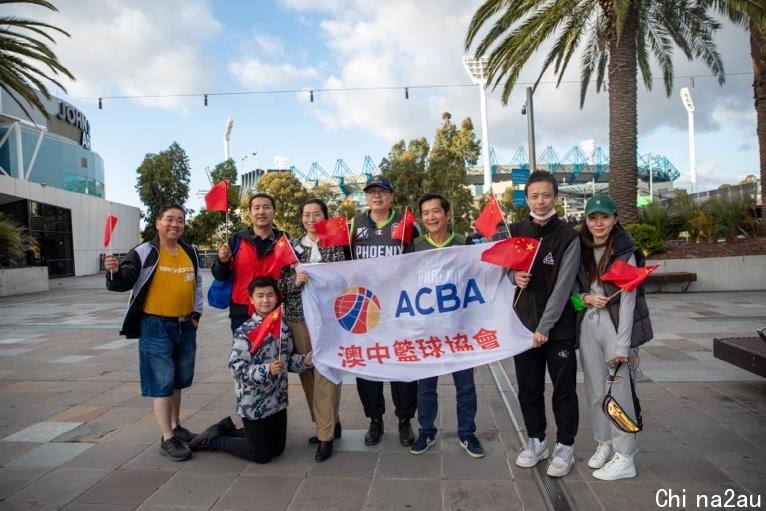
[462, 56, 489, 86]
[405, 87, 409, 100]
[204, 94, 208, 107]
[680, 87, 694, 112]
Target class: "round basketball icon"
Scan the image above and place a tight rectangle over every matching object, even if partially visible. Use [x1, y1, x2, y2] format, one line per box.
[334, 287, 381, 334]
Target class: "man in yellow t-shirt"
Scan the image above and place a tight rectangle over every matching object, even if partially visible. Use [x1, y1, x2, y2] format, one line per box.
[105, 204, 203, 462]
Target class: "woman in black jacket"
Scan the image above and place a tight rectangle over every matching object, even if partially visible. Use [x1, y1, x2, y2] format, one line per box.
[576, 194, 652, 481]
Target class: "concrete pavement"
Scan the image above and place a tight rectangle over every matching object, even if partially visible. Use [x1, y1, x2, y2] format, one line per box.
[0, 275, 763, 510]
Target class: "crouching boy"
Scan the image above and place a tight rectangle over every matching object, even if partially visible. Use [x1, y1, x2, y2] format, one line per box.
[190, 276, 312, 463]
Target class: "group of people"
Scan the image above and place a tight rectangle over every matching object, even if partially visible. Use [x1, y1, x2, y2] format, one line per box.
[104, 169, 648, 482]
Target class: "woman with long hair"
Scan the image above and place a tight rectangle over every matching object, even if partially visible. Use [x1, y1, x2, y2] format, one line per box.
[279, 198, 347, 462]
[576, 194, 652, 481]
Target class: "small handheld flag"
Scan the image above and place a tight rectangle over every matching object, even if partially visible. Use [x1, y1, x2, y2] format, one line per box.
[475, 195, 503, 239]
[315, 216, 350, 248]
[601, 259, 660, 293]
[103, 214, 118, 248]
[246, 306, 282, 354]
[392, 209, 417, 243]
[481, 236, 540, 271]
[204, 180, 228, 212]
[267, 234, 298, 277]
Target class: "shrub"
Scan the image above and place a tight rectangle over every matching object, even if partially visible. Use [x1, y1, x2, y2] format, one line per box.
[624, 223, 666, 256]
[0, 213, 39, 268]
[638, 201, 669, 239]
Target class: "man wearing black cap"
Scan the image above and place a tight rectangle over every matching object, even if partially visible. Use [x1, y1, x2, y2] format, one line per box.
[349, 174, 418, 446]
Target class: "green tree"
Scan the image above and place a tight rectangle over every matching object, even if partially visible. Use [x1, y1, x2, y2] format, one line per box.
[379, 138, 429, 214]
[335, 198, 359, 220]
[465, 0, 725, 223]
[308, 181, 339, 211]
[0, 0, 75, 121]
[424, 113, 480, 233]
[703, 0, 766, 218]
[135, 142, 191, 241]
[255, 171, 308, 237]
[185, 159, 243, 248]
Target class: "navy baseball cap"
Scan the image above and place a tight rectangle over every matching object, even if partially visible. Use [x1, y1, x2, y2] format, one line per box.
[364, 175, 394, 193]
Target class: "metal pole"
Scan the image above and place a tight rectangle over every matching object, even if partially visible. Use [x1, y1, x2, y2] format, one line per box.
[479, 85, 491, 193]
[649, 154, 654, 201]
[526, 87, 536, 173]
[688, 111, 696, 194]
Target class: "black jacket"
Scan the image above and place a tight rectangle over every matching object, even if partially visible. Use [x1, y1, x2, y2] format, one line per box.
[106, 237, 202, 339]
[575, 228, 653, 348]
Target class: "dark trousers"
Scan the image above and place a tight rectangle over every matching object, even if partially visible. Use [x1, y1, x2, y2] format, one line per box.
[216, 409, 287, 463]
[356, 378, 417, 420]
[417, 368, 477, 439]
[513, 338, 578, 446]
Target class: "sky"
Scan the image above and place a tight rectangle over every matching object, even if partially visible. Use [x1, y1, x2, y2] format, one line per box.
[12, 0, 760, 213]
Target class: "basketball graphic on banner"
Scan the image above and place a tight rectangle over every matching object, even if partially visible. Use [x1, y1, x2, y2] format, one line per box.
[334, 287, 381, 334]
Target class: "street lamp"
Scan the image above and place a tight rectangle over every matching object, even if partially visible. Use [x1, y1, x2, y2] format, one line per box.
[679, 87, 696, 194]
[463, 55, 492, 193]
[523, 86, 536, 173]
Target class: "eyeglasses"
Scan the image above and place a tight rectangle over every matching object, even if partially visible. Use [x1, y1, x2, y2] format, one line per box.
[366, 189, 390, 197]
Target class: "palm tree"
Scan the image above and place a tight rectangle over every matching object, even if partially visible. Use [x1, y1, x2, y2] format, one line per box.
[465, 0, 725, 223]
[703, 0, 766, 219]
[0, 0, 74, 121]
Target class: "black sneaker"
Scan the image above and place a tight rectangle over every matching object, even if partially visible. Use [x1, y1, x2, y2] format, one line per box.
[189, 417, 234, 451]
[172, 424, 197, 444]
[459, 435, 485, 458]
[364, 418, 384, 446]
[160, 436, 191, 462]
[398, 419, 414, 446]
[410, 434, 435, 455]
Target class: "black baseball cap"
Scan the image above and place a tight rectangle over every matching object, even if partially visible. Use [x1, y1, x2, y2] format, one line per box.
[364, 174, 394, 193]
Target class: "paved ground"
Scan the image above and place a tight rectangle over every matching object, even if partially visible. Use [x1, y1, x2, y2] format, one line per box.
[0, 275, 764, 510]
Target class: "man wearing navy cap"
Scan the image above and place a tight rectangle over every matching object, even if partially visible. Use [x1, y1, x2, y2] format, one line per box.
[349, 175, 418, 446]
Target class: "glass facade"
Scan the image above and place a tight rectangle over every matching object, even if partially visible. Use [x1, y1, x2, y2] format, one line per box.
[0, 125, 104, 198]
[0, 199, 74, 277]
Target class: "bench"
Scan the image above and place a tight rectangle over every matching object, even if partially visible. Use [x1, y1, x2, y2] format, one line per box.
[713, 336, 766, 377]
[645, 271, 697, 292]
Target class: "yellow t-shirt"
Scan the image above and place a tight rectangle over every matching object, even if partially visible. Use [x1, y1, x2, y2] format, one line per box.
[143, 247, 195, 317]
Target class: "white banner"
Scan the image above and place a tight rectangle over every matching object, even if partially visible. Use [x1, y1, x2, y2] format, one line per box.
[300, 243, 533, 384]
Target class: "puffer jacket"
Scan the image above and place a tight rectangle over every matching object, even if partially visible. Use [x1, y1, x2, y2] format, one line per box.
[229, 311, 308, 420]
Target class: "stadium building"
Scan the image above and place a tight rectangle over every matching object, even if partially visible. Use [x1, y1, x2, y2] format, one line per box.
[0, 90, 139, 280]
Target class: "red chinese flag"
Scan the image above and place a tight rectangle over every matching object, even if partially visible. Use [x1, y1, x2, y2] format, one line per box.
[601, 259, 661, 292]
[475, 195, 503, 239]
[246, 306, 282, 354]
[204, 180, 228, 212]
[481, 236, 540, 271]
[315, 216, 350, 248]
[103, 214, 118, 248]
[271, 234, 298, 271]
[391, 209, 417, 243]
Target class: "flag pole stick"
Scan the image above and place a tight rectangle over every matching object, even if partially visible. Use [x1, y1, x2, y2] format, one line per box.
[400, 207, 408, 253]
[107, 204, 113, 281]
[490, 187, 510, 238]
[607, 289, 622, 300]
[513, 238, 542, 307]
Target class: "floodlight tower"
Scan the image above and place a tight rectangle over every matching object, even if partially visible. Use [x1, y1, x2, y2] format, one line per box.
[463, 55, 492, 193]
[223, 117, 234, 161]
[679, 88, 696, 194]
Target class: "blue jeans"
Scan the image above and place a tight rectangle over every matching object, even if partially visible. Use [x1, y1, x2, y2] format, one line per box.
[139, 315, 197, 397]
[416, 368, 477, 440]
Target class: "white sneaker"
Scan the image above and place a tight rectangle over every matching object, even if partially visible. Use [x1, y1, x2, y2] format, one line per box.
[515, 437, 549, 468]
[546, 443, 575, 477]
[587, 442, 613, 469]
[592, 452, 636, 481]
